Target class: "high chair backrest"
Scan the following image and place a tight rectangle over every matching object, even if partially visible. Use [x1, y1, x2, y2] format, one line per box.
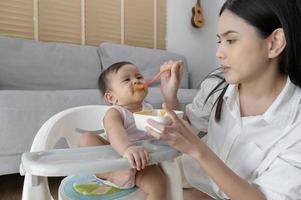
[30, 105, 109, 152]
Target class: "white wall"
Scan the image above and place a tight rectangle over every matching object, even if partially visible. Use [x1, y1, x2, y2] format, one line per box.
[167, 0, 224, 88]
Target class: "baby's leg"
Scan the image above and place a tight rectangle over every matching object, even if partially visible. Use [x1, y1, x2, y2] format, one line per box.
[102, 168, 136, 189]
[136, 165, 167, 200]
[80, 132, 109, 147]
[80, 133, 114, 179]
[80, 133, 135, 188]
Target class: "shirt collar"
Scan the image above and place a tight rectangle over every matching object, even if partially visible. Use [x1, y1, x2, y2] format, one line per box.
[262, 77, 300, 127]
[223, 84, 241, 122]
[223, 83, 237, 102]
[222, 77, 301, 128]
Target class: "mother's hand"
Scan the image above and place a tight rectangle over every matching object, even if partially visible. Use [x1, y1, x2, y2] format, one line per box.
[146, 103, 203, 158]
[160, 60, 183, 103]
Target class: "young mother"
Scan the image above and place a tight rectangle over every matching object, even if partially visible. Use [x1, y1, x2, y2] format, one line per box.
[147, 0, 301, 199]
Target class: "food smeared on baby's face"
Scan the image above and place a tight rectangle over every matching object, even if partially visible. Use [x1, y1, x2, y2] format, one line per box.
[133, 83, 147, 92]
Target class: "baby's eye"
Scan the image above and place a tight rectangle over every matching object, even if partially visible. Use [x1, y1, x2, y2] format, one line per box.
[136, 76, 143, 79]
[123, 78, 130, 82]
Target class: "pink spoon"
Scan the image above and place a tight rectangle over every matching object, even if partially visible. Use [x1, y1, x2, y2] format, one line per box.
[143, 67, 171, 88]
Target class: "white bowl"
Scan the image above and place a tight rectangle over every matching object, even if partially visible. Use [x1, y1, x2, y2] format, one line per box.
[133, 109, 184, 132]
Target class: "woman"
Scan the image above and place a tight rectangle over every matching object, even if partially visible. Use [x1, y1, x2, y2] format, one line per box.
[146, 0, 301, 199]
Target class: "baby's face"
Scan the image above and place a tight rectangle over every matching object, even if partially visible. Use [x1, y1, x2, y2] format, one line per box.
[108, 64, 148, 106]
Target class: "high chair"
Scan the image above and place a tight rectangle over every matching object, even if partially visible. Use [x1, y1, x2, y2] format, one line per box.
[20, 105, 183, 200]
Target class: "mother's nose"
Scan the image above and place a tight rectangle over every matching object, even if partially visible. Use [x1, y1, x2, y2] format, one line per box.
[216, 45, 226, 59]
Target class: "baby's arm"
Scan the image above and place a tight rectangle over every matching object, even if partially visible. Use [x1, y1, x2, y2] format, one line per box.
[103, 108, 131, 153]
[103, 108, 149, 170]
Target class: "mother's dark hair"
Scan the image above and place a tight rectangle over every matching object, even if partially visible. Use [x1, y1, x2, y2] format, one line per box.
[206, 0, 301, 121]
[220, 0, 301, 82]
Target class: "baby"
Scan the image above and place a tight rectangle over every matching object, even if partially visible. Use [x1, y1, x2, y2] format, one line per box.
[80, 61, 167, 200]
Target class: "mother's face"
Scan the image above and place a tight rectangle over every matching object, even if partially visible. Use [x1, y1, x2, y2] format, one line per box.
[216, 10, 271, 85]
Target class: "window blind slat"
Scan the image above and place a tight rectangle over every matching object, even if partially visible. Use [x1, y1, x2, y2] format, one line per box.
[0, 1, 32, 9]
[0, 21, 33, 29]
[0, 0, 33, 39]
[0, 9, 34, 18]
[157, 0, 166, 49]
[39, 0, 81, 44]
[124, 0, 154, 48]
[85, 0, 121, 46]
[0, 16, 33, 25]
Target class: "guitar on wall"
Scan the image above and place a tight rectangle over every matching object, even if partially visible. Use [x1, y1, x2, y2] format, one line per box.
[191, 0, 204, 28]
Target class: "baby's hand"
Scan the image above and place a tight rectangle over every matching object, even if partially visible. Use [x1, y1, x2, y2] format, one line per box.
[123, 145, 150, 171]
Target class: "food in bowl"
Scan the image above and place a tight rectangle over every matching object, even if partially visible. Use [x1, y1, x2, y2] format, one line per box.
[133, 109, 184, 132]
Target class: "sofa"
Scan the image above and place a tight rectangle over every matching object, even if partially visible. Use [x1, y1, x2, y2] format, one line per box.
[0, 36, 198, 175]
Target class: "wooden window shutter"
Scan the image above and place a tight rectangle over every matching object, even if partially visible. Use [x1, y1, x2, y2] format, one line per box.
[0, 0, 34, 39]
[157, 0, 166, 49]
[0, 0, 166, 48]
[85, 0, 121, 46]
[124, 0, 154, 48]
[38, 0, 81, 44]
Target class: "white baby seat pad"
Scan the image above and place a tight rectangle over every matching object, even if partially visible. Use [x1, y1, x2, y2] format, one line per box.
[20, 105, 183, 200]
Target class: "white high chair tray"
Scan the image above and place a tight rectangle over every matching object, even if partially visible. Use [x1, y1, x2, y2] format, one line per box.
[22, 139, 180, 177]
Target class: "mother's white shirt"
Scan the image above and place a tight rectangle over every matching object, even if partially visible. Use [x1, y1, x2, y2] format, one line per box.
[184, 76, 301, 200]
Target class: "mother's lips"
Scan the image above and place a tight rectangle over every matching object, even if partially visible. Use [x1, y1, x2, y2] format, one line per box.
[221, 65, 230, 70]
[221, 64, 230, 68]
[221, 65, 231, 74]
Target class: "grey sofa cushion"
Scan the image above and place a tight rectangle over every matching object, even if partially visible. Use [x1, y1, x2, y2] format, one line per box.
[0, 36, 102, 90]
[98, 43, 189, 88]
[0, 89, 107, 155]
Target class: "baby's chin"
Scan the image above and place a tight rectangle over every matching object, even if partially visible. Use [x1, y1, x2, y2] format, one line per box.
[134, 90, 148, 101]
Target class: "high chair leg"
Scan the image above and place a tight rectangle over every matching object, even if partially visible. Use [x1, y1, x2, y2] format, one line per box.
[161, 159, 183, 200]
[22, 173, 53, 200]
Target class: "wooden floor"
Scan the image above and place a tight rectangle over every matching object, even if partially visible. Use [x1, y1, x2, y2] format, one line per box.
[0, 174, 61, 200]
[0, 173, 214, 200]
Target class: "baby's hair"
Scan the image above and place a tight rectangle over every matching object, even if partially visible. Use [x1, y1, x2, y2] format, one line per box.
[98, 61, 133, 95]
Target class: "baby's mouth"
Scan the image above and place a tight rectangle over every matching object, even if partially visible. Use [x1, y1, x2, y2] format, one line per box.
[133, 84, 146, 92]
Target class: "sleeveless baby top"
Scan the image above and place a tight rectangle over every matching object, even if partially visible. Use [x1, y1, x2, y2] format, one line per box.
[105, 101, 153, 142]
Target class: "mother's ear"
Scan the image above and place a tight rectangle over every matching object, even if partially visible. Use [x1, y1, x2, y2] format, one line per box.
[268, 28, 286, 58]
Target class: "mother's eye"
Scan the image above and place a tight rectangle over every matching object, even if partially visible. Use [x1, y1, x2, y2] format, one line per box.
[226, 39, 236, 44]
